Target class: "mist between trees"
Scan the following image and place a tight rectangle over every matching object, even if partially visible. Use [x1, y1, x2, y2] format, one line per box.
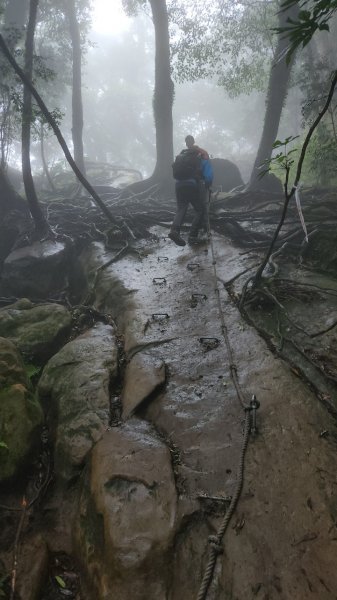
[0, 0, 336, 215]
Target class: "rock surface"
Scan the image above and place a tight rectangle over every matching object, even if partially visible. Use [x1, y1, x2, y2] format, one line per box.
[78, 242, 132, 320]
[0, 240, 70, 299]
[15, 534, 49, 600]
[122, 351, 166, 418]
[109, 230, 337, 599]
[38, 323, 118, 481]
[0, 337, 43, 483]
[0, 298, 71, 363]
[75, 419, 177, 599]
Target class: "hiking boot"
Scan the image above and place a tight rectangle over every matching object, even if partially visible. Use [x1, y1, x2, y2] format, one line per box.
[168, 230, 186, 247]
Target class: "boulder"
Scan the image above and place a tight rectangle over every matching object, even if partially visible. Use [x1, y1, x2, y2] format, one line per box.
[0, 240, 70, 299]
[38, 323, 118, 481]
[75, 419, 177, 599]
[210, 158, 244, 192]
[0, 299, 72, 363]
[0, 337, 43, 483]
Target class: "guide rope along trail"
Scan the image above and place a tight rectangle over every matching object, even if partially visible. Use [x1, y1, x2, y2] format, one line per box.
[196, 190, 260, 600]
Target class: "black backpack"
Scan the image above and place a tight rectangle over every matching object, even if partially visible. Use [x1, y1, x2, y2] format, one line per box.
[172, 149, 202, 181]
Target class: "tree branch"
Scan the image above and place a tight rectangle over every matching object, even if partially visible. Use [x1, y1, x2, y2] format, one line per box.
[251, 70, 337, 286]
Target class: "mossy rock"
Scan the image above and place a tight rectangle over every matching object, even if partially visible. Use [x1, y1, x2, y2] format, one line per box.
[0, 336, 29, 389]
[0, 385, 43, 482]
[0, 299, 72, 364]
[0, 338, 43, 483]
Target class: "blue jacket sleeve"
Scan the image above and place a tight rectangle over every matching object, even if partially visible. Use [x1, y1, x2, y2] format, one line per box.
[201, 159, 213, 187]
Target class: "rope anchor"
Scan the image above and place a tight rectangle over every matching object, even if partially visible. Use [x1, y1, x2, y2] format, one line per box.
[249, 394, 260, 435]
[192, 293, 207, 301]
[157, 256, 169, 262]
[152, 313, 170, 321]
[187, 263, 200, 271]
[199, 337, 220, 351]
[153, 277, 167, 285]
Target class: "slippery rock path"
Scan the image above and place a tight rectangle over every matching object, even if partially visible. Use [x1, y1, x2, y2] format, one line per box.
[88, 230, 337, 599]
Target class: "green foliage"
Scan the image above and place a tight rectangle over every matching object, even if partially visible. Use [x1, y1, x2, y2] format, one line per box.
[25, 362, 41, 381]
[295, 67, 337, 185]
[304, 125, 337, 185]
[260, 135, 299, 178]
[55, 575, 67, 588]
[122, 0, 147, 17]
[262, 123, 337, 187]
[276, 0, 337, 60]
[169, 0, 278, 96]
[0, 0, 95, 173]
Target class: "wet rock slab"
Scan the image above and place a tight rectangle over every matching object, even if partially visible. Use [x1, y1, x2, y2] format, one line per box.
[109, 231, 337, 599]
[122, 351, 166, 418]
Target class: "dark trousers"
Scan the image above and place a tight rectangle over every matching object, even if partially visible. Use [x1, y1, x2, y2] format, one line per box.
[171, 182, 206, 235]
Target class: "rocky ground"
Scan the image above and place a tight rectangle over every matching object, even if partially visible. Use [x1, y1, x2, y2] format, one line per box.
[0, 190, 337, 599]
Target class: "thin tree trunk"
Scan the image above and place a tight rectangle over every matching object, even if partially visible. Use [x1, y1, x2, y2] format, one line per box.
[0, 95, 11, 168]
[22, 0, 49, 233]
[65, 0, 86, 175]
[0, 33, 115, 223]
[248, 1, 299, 191]
[40, 122, 56, 192]
[148, 0, 174, 185]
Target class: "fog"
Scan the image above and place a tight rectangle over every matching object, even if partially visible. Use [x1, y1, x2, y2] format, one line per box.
[33, 4, 266, 182]
[82, 8, 265, 180]
[1, 0, 336, 191]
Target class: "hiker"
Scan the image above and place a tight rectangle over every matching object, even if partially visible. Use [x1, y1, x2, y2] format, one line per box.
[169, 135, 213, 247]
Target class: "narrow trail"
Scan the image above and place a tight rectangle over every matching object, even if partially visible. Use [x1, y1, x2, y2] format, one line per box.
[102, 226, 337, 599]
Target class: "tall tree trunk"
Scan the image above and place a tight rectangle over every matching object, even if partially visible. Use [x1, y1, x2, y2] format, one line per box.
[22, 0, 49, 233]
[0, 166, 30, 264]
[148, 0, 174, 185]
[248, 1, 299, 191]
[0, 166, 28, 216]
[64, 0, 86, 175]
[2, 0, 29, 169]
[40, 122, 56, 192]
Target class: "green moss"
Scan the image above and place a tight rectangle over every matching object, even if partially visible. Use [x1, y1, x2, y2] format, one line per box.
[0, 384, 43, 482]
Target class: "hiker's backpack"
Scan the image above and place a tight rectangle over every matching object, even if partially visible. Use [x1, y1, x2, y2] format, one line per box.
[172, 149, 202, 181]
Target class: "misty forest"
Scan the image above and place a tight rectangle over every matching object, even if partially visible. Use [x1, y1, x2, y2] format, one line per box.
[0, 0, 337, 598]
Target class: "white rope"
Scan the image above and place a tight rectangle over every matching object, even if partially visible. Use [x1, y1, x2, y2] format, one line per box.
[294, 184, 308, 243]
